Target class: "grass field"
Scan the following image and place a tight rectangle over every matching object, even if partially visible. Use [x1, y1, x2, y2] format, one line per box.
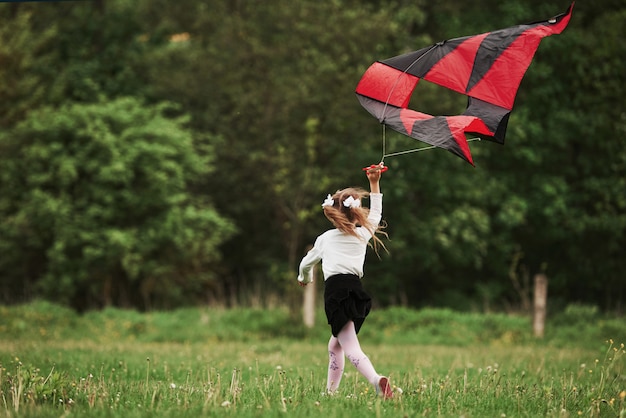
[0, 302, 624, 417]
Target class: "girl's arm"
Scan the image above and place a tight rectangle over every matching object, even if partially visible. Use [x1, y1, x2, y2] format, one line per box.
[366, 163, 384, 193]
[365, 163, 384, 226]
[297, 238, 323, 285]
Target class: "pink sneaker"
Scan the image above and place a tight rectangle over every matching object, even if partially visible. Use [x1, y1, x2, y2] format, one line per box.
[376, 376, 393, 399]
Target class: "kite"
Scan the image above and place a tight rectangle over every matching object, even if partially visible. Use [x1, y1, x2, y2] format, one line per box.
[355, 3, 574, 166]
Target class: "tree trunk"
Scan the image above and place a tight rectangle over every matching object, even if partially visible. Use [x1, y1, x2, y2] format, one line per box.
[533, 273, 548, 338]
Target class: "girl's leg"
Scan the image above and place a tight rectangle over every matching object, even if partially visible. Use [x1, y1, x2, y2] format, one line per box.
[336, 321, 380, 386]
[326, 335, 345, 393]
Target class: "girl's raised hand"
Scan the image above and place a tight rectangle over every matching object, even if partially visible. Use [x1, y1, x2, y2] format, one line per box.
[363, 162, 387, 182]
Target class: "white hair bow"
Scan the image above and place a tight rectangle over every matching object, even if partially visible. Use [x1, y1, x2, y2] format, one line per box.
[321, 194, 335, 208]
[343, 196, 361, 208]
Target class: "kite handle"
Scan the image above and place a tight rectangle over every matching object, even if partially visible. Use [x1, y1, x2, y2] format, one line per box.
[362, 163, 388, 173]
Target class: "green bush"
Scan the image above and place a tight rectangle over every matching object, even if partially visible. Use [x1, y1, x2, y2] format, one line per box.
[1, 302, 624, 351]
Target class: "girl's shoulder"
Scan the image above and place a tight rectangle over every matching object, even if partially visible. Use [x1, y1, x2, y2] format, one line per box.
[316, 228, 347, 242]
[319, 228, 340, 238]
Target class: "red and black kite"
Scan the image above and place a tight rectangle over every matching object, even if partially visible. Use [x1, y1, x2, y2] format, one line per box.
[355, 3, 574, 166]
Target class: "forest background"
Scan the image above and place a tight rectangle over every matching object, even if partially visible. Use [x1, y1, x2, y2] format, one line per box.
[0, 0, 624, 316]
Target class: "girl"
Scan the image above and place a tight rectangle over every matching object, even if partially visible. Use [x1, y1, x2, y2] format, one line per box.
[297, 163, 392, 399]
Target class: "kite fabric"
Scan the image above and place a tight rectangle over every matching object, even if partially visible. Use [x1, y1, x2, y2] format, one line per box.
[355, 3, 574, 166]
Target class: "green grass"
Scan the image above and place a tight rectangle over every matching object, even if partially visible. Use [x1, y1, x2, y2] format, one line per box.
[0, 301, 624, 417]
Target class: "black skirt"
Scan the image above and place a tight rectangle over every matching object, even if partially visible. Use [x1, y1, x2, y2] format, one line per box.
[324, 274, 372, 337]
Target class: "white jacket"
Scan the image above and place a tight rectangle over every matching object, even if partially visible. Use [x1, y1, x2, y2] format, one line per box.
[297, 193, 382, 283]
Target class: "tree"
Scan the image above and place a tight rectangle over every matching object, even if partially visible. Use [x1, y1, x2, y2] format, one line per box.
[0, 98, 234, 310]
[363, 0, 626, 313]
[0, 10, 57, 128]
[136, 0, 407, 305]
[1, 0, 623, 313]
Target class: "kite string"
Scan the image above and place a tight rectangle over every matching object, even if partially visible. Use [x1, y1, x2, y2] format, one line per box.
[383, 137, 482, 159]
[381, 124, 386, 163]
[378, 44, 438, 164]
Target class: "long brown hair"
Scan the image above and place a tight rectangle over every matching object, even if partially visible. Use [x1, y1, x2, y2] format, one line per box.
[322, 187, 387, 254]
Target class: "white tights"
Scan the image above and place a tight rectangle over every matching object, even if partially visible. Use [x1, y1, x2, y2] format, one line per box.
[326, 320, 380, 393]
